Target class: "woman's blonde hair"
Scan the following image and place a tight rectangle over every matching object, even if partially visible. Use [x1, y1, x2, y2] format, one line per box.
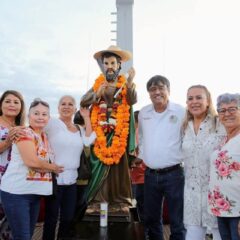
[182, 85, 217, 134]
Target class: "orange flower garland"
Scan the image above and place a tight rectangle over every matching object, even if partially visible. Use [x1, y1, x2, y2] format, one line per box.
[91, 74, 130, 165]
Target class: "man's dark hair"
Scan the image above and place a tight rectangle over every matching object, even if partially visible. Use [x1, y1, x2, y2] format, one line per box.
[146, 75, 170, 91]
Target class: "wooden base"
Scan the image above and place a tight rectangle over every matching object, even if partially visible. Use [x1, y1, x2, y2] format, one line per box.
[83, 211, 132, 223]
[83, 206, 138, 223]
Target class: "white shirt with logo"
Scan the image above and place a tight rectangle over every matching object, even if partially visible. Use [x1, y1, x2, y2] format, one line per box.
[138, 102, 185, 169]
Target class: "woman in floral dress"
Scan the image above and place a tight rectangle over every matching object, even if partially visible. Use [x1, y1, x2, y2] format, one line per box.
[0, 90, 26, 240]
[182, 85, 225, 239]
[208, 93, 240, 240]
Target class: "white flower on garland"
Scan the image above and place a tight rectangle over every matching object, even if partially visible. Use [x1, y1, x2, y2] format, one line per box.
[109, 118, 117, 126]
[100, 121, 108, 126]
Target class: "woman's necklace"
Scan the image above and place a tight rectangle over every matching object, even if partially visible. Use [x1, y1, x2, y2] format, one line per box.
[1, 116, 15, 128]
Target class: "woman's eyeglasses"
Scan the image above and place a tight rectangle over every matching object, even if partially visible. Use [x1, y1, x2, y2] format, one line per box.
[217, 106, 239, 115]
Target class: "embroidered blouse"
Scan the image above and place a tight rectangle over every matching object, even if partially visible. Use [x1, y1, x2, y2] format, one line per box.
[1, 127, 54, 195]
[0, 125, 11, 183]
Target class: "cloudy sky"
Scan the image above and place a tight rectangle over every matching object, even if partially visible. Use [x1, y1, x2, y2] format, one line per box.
[1, 0, 240, 116]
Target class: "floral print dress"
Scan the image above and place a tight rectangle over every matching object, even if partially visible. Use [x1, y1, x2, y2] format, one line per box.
[0, 126, 11, 182]
[208, 134, 240, 217]
[182, 116, 225, 228]
[0, 125, 12, 240]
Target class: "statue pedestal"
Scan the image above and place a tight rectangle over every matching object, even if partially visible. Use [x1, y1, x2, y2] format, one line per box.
[83, 209, 132, 223]
[82, 208, 138, 223]
[83, 204, 136, 223]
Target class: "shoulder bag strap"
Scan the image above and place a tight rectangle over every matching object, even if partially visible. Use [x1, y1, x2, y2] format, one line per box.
[75, 124, 82, 137]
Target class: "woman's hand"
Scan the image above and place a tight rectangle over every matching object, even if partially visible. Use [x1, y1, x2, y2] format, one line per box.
[0, 126, 25, 152]
[52, 163, 64, 175]
[79, 107, 93, 137]
[130, 157, 143, 168]
[80, 107, 90, 119]
[8, 126, 26, 142]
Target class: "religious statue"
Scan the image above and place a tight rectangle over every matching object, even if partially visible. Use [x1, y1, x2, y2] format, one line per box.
[80, 45, 137, 215]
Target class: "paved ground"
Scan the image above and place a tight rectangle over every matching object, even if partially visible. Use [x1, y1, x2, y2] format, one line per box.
[32, 223, 215, 240]
[32, 222, 171, 240]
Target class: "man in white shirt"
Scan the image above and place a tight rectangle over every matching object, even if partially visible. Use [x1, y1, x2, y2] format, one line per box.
[138, 75, 185, 239]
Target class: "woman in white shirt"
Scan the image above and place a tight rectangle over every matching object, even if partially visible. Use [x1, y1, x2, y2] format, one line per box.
[1, 98, 63, 240]
[182, 85, 224, 240]
[42, 95, 96, 240]
[208, 93, 240, 239]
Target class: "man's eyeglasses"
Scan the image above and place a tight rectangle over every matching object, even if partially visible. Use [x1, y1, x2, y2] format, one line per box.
[217, 106, 239, 115]
[29, 98, 49, 109]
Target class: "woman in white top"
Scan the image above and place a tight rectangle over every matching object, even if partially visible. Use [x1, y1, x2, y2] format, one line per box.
[182, 85, 224, 240]
[1, 98, 63, 240]
[0, 90, 26, 240]
[42, 95, 96, 240]
[208, 93, 240, 239]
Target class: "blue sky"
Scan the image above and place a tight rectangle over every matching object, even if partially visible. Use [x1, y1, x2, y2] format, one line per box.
[1, 0, 240, 116]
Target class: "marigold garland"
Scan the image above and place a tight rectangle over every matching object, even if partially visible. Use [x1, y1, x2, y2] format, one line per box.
[91, 74, 130, 165]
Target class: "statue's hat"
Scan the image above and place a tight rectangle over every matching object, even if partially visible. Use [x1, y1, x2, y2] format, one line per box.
[93, 45, 132, 62]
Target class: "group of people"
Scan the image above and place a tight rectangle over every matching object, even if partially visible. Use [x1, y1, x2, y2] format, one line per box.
[137, 76, 240, 240]
[0, 45, 239, 240]
[0, 92, 95, 240]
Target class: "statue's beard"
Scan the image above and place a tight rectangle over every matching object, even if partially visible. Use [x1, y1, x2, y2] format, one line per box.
[105, 68, 120, 82]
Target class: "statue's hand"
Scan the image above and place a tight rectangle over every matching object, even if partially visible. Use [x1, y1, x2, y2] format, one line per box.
[96, 81, 108, 98]
[127, 67, 135, 84]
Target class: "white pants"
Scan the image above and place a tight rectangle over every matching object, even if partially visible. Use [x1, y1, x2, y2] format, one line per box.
[185, 225, 221, 240]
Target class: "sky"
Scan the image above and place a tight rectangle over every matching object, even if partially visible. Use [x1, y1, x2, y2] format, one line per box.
[1, 0, 240, 116]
